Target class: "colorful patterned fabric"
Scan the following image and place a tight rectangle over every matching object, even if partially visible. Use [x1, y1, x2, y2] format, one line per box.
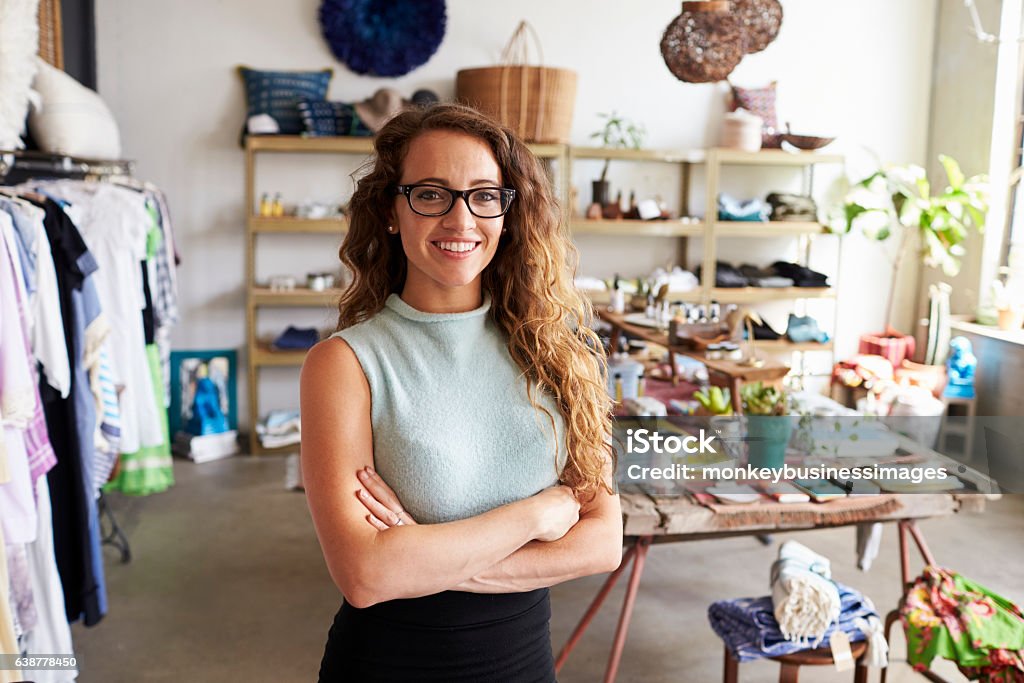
[298, 99, 373, 137]
[901, 566, 1024, 682]
[146, 193, 177, 406]
[709, 582, 877, 662]
[239, 67, 332, 135]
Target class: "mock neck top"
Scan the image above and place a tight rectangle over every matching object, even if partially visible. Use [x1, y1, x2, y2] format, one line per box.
[332, 294, 565, 524]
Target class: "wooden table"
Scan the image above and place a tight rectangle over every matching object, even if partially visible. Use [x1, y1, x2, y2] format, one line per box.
[554, 486, 999, 682]
[598, 309, 789, 413]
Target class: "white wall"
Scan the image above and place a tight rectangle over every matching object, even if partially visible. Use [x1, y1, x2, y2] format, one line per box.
[96, 0, 938, 426]
[914, 0, 1001, 332]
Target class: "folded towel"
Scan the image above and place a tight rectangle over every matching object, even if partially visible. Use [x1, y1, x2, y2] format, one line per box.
[771, 540, 841, 646]
[718, 193, 770, 222]
[708, 581, 879, 662]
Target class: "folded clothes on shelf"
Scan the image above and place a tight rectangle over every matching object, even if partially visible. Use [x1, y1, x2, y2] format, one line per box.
[271, 326, 320, 350]
[766, 193, 818, 222]
[256, 409, 301, 448]
[739, 264, 794, 288]
[697, 261, 749, 288]
[718, 193, 770, 222]
[785, 314, 830, 344]
[770, 261, 830, 287]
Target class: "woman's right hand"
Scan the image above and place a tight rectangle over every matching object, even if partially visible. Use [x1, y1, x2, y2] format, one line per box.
[529, 485, 581, 542]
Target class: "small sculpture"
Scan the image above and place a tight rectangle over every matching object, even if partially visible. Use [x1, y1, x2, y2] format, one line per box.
[185, 363, 230, 436]
[943, 336, 977, 399]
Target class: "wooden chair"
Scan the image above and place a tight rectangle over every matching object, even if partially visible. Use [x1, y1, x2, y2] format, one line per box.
[723, 641, 869, 682]
[879, 520, 954, 683]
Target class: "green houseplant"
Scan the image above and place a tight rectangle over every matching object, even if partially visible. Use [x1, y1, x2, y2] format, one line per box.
[588, 111, 646, 207]
[741, 382, 791, 469]
[832, 155, 989, 347]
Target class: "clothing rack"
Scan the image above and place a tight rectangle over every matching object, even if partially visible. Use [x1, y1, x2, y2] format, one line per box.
[0, 149, 135, 182]
[3, 156, 137, 563]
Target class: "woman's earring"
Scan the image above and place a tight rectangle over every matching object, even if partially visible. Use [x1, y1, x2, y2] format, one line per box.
[387, 225, 396, 234]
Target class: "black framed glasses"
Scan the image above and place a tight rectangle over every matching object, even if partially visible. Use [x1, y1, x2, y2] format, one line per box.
[394, 184, 516, 219]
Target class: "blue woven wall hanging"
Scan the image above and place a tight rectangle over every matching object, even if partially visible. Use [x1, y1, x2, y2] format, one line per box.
[319, 0, 447, 77]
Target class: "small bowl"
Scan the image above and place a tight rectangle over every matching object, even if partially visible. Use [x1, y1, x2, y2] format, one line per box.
[781, 133, 836, 151]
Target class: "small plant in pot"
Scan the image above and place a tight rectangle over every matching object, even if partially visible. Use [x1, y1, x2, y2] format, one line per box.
[589, 111, 646, 212]
[831, 155, 989, 365]
[741, 382, 792, 469]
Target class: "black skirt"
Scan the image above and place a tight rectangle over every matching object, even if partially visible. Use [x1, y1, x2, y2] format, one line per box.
[318, 589, 556, 682]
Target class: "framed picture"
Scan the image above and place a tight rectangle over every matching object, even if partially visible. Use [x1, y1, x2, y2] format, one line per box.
[168, 349, 238, 437]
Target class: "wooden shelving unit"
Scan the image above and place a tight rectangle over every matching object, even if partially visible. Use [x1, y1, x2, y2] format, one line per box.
[571, 145, 844, 377]
[242, 137, 843, 452]
[243, 136, 568, 455]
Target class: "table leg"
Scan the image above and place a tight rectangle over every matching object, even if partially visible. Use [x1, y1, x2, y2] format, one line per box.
[724, 647, 739, 683]
[604, 536, 652, 683]
[731, 377, 743, 414]
[555, 541, 640, 672]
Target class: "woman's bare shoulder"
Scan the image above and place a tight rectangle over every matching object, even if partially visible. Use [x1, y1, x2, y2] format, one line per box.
[301, 336, 366, 393]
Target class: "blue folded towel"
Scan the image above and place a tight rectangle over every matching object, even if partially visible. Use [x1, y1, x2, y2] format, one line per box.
[708, 582, 877, 662]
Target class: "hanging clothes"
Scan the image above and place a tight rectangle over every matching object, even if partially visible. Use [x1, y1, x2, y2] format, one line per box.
[0, 530, 23, 683]
[0, 210, 40, 545]
[34, 197, 107, 626]
[22, 475, 78, 683]
[30, 182, 164, 455]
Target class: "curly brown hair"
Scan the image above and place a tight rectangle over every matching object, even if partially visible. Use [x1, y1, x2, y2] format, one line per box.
[335, 103, 613, 498]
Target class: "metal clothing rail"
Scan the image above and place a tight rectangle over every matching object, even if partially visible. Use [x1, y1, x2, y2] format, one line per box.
[0, 149, 135, 180]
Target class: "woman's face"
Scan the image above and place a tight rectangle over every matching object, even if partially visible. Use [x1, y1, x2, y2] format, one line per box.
[393, 130, 505, 306]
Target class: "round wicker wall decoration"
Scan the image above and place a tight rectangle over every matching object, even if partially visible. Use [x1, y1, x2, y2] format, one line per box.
[732, 0, 783, 54]
[660, 1, 744, 84]
[319, 0, 446, 77]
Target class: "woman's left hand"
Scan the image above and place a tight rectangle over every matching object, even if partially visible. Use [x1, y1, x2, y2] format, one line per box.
[355, 466, 418, 529]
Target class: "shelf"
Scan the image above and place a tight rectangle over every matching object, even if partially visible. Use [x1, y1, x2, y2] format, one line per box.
[250, 287, 342, 307]
[571, 146, 706, 163]
[709, 287, 835, 303]
[750, 339, 835, 352]
[713, 221, 830, 237]
[246, 135, 375, 154]
[585, 289, 702, 305]
[252, 342, 310, 366]
[526, 143, 569, 159]
[570, 219, 703, 237]
[708, 148, 844, 166]
[249, 216, 347, 233]
[250, 440, 300, 456]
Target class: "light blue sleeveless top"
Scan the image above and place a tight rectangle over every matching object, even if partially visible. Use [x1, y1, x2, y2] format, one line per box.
[332, 294, 565, 524]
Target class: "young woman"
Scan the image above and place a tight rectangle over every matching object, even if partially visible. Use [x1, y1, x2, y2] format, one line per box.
[300, 104, 621, 682]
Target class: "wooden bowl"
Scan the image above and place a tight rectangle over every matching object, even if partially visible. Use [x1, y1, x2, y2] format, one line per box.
[781, 133, 836, 150]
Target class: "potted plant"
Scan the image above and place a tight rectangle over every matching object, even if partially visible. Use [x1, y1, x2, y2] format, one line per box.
[694, 386, 734, 416]
[588, 111, 646, 210]
[741, 382, 791, 469]
[832, 155, 989, 365]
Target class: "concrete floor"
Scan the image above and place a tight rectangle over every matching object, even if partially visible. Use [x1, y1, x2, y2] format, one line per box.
[72, 457, 1024, 682]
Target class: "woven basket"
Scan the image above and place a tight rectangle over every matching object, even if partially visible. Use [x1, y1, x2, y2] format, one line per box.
[37, 0, 63, 69]
[456, 21, 576, 143]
